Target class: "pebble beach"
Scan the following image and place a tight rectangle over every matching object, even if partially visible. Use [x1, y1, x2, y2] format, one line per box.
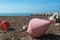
[0, 16, 60, 40]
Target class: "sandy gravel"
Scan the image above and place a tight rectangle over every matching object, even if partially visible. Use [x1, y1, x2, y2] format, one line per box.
[0, 16, 60, 40]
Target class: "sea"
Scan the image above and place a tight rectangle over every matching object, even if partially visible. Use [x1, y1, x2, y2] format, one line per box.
[0, 13, 34, 16]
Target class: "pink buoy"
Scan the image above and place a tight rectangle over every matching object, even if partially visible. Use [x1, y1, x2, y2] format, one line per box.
[27, 18, 51, 38]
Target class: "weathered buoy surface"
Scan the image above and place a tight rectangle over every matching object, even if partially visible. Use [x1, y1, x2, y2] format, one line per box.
[27, 18, 51, 37]
[0, 20, 10, 31]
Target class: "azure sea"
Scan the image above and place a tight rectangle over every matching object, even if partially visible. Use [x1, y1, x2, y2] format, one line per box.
[0, 13, 33, 16]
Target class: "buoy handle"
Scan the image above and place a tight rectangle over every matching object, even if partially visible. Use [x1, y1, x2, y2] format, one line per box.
[50, 20, 56, 24]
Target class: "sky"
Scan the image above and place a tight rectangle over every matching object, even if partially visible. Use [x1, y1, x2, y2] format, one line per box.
[0, 0, 60, 13]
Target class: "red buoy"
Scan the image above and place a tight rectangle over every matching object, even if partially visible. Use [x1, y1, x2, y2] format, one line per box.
[0, 20, 10, 31]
